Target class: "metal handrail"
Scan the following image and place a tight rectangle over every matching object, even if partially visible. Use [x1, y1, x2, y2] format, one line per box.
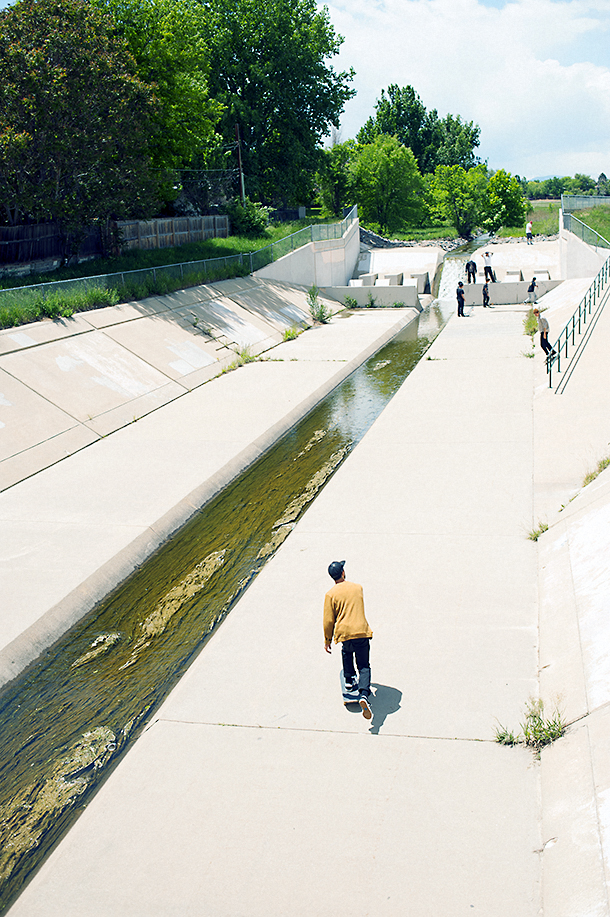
[547, 245, 610, 388]
[562, 212, 610, 251]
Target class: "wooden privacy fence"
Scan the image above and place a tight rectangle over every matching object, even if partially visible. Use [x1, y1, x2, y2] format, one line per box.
[117, 215, 229, 251]
[0, 215, 230, 266]
[0, 224, 100, 265]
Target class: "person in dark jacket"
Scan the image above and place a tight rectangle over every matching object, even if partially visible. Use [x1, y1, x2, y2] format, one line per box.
[456, 282, 466, 317]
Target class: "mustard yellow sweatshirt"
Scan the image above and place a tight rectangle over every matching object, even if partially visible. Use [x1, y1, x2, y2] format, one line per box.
[323, 580, 373, 645]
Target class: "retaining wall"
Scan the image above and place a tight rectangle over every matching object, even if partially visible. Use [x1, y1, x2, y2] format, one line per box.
[253, 217, 360, 288]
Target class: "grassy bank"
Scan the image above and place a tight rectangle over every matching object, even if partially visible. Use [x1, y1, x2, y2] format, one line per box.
[0, 218, 333, 329]
[383, 224, 455, 241]
[571, 205, 610, 242]
[0, 259, 250, 329]
[496, 200, 561, 239]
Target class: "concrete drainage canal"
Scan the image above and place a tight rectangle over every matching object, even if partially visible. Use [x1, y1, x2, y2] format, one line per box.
[0, 294, 454, 913]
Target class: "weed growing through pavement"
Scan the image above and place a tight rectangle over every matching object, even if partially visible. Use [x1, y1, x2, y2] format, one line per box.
[495, 698, 566, 756]
[222, 346, 258, 374]
[366, 291, 377, 308]
[283, 326, 300, 341]
[583, 454, 610, 487]
[523, 307, 538, 339]
[528, 521, 549, 541]
[343, 295, 358, 308]
[307, 285, 331, 323]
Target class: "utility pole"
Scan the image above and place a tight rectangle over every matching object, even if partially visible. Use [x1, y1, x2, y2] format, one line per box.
[235, 124, 246, 204]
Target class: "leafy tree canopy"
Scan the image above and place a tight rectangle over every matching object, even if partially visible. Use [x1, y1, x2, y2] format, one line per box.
[357, 84, 480, 175]
[315, 140, 357, 217]
[350, 135, 425, 234]
[429, 164, 488, 238]
[94, 0, 222, 173]
[201, 0, 355, 205]
[482, 168, 526, 231]
[0, 0, 158, 254]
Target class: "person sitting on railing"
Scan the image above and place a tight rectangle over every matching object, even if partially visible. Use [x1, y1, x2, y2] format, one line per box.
[533, 308, 556, 358]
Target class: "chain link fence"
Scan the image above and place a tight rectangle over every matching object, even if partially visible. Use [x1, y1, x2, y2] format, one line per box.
[0, 207, 358, 312]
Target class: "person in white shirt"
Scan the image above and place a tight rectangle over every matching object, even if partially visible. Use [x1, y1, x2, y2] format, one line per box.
[483, 251, 495, 282]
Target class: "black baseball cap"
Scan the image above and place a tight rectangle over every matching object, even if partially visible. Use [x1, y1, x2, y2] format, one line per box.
[328, 560, 345, 580]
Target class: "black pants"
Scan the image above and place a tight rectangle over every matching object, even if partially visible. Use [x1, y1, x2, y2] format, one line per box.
[466, 270, 476, 283]
[341, 638, 371, 698]
[484, 266, 495, 282]
[540, 332, 553, 354]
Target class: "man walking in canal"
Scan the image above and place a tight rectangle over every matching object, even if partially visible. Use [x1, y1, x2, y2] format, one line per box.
[324, 561, 373, 719]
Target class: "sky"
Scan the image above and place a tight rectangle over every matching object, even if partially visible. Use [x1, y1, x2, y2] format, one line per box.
[1, 0, 608, 180]
[318, 0, 610, 179]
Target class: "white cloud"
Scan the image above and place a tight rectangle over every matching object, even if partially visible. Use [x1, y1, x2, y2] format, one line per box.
[321, 0, 610, 177]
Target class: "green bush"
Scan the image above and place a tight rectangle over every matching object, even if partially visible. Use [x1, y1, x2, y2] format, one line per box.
[224, 197, 270, 236]
[307, 285, 331, 323]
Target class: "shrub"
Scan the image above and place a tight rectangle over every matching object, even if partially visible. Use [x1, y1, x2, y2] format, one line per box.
[224, 197, 270, 236]
[307, 285, 331, 323]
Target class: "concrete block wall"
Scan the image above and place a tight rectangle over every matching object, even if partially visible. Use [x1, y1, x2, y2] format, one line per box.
[462, 280, 561, 306]
[320, 282, 420, 309]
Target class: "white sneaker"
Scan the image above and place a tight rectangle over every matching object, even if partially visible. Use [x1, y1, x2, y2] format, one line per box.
[359, 697, 372, 720]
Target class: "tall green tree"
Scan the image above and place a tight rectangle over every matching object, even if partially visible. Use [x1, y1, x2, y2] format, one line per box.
[482, 169, 526, 231]
[316, 140, 356, 216]
[95, 0, 222, 175]
[358, 84, 480, 175]
[350, 135, 424, 234]
[0, 0, 158, 256]
[429, 164, 488, 238]
[201, 0, 355, 205]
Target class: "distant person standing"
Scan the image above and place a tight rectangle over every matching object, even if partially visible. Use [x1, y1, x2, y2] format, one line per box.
[456, 281, 466, 317]
[533, 308, 556, 357]
[483, 251, 495, 282]
[482, 281, 490, 308]
[526, 220, 533, 245]
[465, 259, 477, 283]
[527, 277, 538, 303]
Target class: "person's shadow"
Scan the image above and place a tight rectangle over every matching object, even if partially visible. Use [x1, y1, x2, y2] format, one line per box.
[368, 683, 402, 734]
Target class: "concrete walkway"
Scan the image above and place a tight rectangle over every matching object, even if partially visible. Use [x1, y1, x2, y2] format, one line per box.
[8, 298, 545, 915]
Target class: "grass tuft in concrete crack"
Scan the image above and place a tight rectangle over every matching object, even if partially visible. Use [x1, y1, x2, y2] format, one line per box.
[495, 698, 566, 755]
[520, 698, 566, 753]
[528, 521, 549, 541]
[494, 724, 518, 746]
